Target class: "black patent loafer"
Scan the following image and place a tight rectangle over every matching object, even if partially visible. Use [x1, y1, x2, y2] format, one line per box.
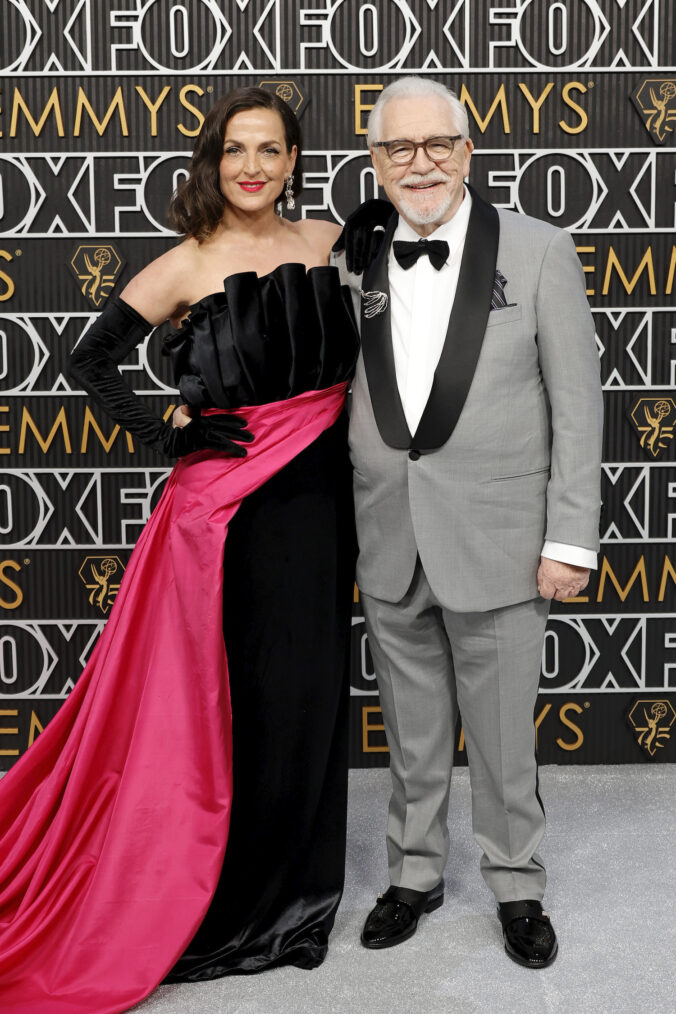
[498, 899, 558, 968]
[361, 882, 444, 949]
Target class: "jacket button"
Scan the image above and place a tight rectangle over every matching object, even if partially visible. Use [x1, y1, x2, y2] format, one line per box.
[408, 449, 421, 461]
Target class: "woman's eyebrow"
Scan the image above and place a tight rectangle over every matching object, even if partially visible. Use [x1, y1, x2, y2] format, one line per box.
[223, 137, 283, 145]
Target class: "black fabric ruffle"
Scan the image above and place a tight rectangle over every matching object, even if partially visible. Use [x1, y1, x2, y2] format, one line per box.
[163, 263, 359, 410]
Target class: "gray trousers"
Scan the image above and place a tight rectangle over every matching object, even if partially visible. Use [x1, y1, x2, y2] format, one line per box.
[361, 560, 550, 903]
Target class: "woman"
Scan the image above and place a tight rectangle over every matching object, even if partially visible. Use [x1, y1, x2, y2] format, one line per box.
[0, 88, 359, 1013]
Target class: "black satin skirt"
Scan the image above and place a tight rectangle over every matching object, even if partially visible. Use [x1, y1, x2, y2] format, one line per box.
[165, 413, 355, 980]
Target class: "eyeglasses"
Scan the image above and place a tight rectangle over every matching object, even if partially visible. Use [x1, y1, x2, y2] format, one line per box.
[371, 135, 463, 165]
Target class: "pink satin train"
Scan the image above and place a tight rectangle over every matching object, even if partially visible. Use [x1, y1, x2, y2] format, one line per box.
[0, 382, 348, 1014]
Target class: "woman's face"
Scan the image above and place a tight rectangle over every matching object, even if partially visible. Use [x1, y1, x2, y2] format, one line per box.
[219, 107, 296, 215]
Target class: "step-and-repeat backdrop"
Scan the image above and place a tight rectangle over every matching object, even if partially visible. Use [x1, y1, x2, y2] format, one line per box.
[0, 0, 674, 769]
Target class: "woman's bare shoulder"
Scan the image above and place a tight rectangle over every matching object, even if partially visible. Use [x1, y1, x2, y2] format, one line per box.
[120, 239, 201, 325]
[294, 218, 342, 259]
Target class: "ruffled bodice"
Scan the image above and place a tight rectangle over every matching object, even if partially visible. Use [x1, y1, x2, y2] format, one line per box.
[164, 263, 359, 410]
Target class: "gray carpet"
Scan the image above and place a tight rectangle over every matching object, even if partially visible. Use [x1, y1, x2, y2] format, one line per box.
[134, 765, 675, 1014]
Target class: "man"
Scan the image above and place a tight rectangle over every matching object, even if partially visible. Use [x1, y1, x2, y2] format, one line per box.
[335, 77, 603, 967]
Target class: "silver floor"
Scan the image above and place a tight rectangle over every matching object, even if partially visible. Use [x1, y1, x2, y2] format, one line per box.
[137, 765, 675, 1014]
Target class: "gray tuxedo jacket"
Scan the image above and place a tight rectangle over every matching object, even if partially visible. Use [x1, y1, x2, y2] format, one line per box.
[339, 190, 603, 612]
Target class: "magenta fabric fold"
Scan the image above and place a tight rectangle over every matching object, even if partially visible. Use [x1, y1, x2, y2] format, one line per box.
[0, 382, 348, 1014]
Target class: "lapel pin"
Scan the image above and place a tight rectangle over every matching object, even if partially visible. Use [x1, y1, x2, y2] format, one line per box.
[361, 290, 389, 318]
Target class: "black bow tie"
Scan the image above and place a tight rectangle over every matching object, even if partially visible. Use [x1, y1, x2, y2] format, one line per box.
[393, 238, 449, 271]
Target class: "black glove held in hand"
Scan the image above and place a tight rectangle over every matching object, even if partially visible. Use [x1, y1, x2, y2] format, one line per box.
[69, 296, 253, 459]
[169, 413, 253, 458]
[332, 198, 395, 274]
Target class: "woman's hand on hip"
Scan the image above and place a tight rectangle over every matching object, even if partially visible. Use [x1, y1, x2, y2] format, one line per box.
[173, 404, 193, 429]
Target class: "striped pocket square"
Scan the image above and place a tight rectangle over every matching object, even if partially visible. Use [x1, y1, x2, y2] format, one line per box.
[491, 269, 516, 310]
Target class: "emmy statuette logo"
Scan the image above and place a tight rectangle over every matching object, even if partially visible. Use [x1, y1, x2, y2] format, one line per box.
[628, 699, 676, 758]
[258, 80, 305, 116]
[78, 556, 125, 614]
[69, 244, 125, 308]
[631, 78, 676, 145]
[628, 397, 676, 458]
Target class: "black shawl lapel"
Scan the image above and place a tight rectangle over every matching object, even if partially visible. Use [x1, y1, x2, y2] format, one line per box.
[413, 188, 499, 451]
[360, 212, 412, 449]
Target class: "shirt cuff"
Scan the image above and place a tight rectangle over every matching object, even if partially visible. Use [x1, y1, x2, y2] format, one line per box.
[541, 541, 597, 570]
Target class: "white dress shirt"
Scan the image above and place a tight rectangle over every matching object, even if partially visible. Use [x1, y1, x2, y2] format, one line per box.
[387, 187, 597, 571]
[389, 192, 471, 435]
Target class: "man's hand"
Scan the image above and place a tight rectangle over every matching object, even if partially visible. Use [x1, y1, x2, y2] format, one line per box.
[537, 558, 590, 601]
[172, 404, 193, 429]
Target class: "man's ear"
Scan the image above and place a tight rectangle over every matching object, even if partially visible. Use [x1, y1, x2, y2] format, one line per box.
[462, 138, 474, 178]
[370, 149, 384, 187]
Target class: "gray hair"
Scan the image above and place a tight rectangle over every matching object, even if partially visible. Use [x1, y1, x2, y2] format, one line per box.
[367, 77, 469, 146]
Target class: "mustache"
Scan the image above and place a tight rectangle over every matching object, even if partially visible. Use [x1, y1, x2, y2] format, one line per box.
[397, 170, 451, 187]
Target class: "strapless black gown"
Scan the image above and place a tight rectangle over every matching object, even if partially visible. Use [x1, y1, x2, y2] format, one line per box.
[163, 263, 359, 979]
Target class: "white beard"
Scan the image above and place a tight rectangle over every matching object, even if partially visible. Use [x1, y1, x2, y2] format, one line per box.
[395, 179, 454, 226]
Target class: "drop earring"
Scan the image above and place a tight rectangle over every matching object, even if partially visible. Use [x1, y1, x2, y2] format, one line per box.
[285, 174, 295, 211]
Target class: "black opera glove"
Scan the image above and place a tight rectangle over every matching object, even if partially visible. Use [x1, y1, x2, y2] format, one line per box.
[332, 198, 395, 274]
[169, 413, 252, 459]
[68, 297, 254, 459]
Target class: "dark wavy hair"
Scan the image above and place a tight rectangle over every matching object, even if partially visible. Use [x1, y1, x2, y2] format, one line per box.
[168, 87, 304, 242]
